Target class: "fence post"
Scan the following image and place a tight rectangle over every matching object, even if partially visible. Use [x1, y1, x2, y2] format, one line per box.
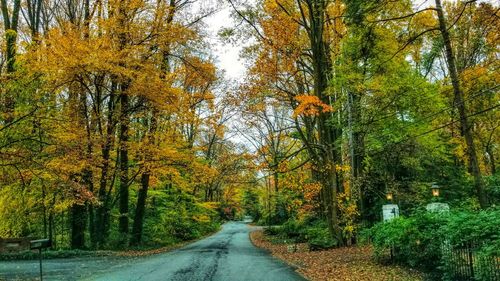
[468, 241, 474, 279]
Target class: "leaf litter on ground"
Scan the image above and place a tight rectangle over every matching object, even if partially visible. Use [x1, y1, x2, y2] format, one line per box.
[250, 229, 423, 281]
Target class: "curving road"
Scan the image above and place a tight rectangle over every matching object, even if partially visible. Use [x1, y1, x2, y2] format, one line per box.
[0, 222, 306, 281]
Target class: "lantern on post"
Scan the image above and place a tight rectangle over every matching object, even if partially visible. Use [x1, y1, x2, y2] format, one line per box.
[386, 192, 393, 202]
[426, 183, 449, 213]
[431, 183, 440, 197]
[382, 191, 399, 221]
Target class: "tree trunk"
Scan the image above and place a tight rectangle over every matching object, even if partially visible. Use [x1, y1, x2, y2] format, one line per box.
[118, 85, 130, 237]
[130, 172, 149, 245]
[1, 0, 21, 123]
[486, 145, 496, 175]
[70, 203, 86, 249]
[306, 0, 344, 245]
[117, 0, 131, 239]
[130, 107, 158, 245]
[435, 0, 487, 208]
[95, 84, 116, 248]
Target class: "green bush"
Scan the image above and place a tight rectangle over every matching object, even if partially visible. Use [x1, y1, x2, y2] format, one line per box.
[263, 226, 281, 236]
[280, 219, 303, 240]
[484, 173, 500, 205]
[368, 212, 445, 271]
[441, 209, 500, 281]
[264, 218, 337, 250]
[303, 221, 337, 250]
[367, 208, 500, 280]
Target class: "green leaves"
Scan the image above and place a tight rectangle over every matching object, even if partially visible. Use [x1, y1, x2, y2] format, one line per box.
[368, 209, 500, 278]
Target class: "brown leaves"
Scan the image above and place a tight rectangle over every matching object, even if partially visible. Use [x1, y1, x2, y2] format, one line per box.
[250, 230, 423, 281]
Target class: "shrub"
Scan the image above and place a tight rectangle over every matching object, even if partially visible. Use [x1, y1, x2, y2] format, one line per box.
[280, 219, 302, 240]
[264, 226, 281, 236]
[367, 208, 500, 280]
[303, 221, 337, 250]
[263, 218, 337, 250]
[368, 212, 445, 271]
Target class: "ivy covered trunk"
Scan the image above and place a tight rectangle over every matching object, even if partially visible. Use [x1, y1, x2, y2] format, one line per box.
[1, 0, 21, 123]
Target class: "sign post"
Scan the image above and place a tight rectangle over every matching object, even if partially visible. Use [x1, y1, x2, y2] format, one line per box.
[30, 239, 51, 281]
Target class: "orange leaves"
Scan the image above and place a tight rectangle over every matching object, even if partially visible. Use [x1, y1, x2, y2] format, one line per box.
[293, 95, 334, 117]
[303, 182, 322, 202]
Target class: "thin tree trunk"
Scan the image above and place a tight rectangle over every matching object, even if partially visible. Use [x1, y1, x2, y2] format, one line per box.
[435, 0, 487, 208]
[486, 146, 496, 175]
[95, 83, 116, 248]
[130, 172, 149, 245]
[130, 108, 158, 245]
[118, 86, 130, 237]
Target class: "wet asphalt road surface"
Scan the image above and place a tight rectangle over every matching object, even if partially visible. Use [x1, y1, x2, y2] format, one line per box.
[0, 222, 306, 281]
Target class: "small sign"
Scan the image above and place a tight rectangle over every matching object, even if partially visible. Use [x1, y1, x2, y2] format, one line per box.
[30, 239, 51, 250]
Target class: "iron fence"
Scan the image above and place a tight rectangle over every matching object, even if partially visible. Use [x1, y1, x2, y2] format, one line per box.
[443, 241, 500, 281]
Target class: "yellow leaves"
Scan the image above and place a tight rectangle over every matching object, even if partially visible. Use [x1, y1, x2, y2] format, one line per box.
[199, 201, 219, 211]
[192, 214, 211, 223]
[337, 192, 360, 239]
[157, 23, 197, 48]
[413, 10, 438, 30]
[181, 57, 217, 89]
[32, 28, 124, 83]
[335, 164, 350, 173]
[293, 95, 334, 117]
[461, 66, 499, 95]
[129, 67, 180, 109]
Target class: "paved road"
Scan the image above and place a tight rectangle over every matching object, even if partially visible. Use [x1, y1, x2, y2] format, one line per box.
[0, 222, 306, 281]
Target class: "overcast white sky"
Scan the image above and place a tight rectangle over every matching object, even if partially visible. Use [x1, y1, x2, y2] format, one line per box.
[204, 5, 247, 81]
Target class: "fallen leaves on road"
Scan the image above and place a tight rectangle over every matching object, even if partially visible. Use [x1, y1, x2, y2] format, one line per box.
[115, 243, 187, 257]
[250, 230, 423, 281]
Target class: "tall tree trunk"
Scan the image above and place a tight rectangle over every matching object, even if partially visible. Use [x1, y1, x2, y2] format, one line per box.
[305, 0, 343, 245]
[435, 0, 487, 208]
[1, 0, 21, 123]
[130, 172, 149, 245]
[118, 85, 130, 237]
[273, 171, 279, 193]
[95, 83, 116, 248]
[117, 0, 131, 241]
[49, 195, 55, 249]
[348, 91, 366, 220]
[131, 108, 158, 245]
